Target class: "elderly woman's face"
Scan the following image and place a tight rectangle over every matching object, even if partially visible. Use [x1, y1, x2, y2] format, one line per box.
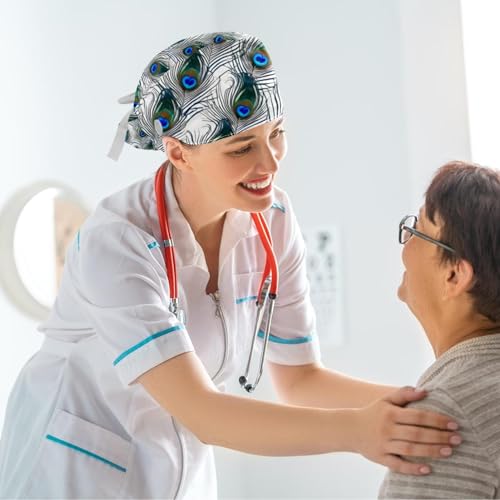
[398, 207, 446, 319]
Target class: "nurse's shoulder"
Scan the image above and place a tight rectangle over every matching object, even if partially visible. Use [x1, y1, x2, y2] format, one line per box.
[85, 174, 158, 234]
[72, 175, 165, 290]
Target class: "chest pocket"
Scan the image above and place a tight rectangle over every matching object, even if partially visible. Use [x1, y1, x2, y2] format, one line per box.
[21, 409, 132, 498]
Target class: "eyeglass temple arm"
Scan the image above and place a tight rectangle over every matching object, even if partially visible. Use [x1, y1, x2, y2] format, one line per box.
[403, 225, 456, 253]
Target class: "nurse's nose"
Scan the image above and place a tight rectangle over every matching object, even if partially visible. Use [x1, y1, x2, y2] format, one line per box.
[258, 145, 280, 175]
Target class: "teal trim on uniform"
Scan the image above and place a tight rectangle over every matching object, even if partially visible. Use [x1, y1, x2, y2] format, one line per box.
[271, 201, 286, 213]
[258, 330, 312, 344]
[235, 295, 258, 305]
[76, 230, 80, 251]
[147, 240, 160, 250]
[45, 434, 127, 473]
[113, 325, 185, 365]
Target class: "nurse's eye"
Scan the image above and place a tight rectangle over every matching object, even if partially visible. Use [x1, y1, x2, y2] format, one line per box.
[230, 144, 253, 156]
[270, 128, 286, 139]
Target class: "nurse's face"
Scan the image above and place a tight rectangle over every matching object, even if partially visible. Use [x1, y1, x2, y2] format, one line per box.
[176, 118, 288, 213]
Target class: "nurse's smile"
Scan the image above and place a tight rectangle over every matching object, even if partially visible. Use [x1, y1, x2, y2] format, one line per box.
[239, 175, 274, 196]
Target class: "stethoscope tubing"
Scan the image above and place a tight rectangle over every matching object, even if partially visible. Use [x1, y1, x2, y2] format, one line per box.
[251, 212, 278, 298]
[154, 165, 178, 300]
[154, 163, 279, 392]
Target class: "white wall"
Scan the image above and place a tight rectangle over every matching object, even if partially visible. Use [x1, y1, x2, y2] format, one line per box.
[461, 0, 500, 167]
[0, 1, 471, 498]
[399, 0, 471, 209]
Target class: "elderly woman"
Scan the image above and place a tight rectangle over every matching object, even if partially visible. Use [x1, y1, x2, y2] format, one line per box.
[380, 161, 500, 498]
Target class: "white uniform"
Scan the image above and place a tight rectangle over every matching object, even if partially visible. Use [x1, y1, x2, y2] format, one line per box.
[0, 165, 321, 499]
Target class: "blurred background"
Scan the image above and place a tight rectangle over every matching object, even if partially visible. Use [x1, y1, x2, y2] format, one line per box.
[0, 0, 498, 497]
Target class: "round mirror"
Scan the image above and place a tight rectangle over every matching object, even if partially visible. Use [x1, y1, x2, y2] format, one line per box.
[0, 182, 89, 320]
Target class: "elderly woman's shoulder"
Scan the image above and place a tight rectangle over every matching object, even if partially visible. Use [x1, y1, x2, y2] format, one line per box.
[409, 340, 500, 452]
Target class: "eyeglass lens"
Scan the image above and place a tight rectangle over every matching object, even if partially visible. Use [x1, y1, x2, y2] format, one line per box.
[400, 216, 416, 243]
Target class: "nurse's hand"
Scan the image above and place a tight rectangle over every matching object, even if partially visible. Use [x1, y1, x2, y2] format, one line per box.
[354, 386, 461, 475]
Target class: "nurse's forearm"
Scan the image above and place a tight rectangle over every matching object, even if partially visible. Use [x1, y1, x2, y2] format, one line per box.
[139, 352, 358, 456]
[270, 364, 395, 409]
[199, 391, 359, 456]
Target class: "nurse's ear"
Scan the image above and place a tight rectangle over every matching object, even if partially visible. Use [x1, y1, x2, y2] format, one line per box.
[162, 137, 196, 173]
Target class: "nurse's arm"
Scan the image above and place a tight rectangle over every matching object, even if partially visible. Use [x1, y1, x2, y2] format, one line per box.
[268, 361, 395, 408]
[138, 351, 459, 474]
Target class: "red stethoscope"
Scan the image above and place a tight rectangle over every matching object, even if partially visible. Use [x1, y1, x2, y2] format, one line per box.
[154, 163, 279, 392]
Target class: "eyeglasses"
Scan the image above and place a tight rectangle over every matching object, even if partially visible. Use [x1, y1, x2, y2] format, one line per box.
[399, 215, 456, 254]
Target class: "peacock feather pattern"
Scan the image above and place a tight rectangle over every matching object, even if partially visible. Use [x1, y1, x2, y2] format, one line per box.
[149, 61, 169, 77]
[123, 32, 283, 150]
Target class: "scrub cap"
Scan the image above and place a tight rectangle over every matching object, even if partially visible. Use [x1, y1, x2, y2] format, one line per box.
[108, 32, 283, 160]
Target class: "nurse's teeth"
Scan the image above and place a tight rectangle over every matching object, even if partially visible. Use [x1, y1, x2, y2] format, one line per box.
[241, 179, 271, 190]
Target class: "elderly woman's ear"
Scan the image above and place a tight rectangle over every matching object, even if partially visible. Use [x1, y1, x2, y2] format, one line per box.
[443, 259, 475, 299]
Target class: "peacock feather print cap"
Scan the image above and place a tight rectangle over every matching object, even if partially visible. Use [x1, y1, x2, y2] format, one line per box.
[108, 32, 283, 160]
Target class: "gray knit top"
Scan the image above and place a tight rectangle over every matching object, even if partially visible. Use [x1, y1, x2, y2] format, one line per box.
[379, 333, 500, 499]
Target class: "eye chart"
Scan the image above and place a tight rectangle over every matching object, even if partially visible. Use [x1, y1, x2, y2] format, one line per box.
[303, 226, 343, 346]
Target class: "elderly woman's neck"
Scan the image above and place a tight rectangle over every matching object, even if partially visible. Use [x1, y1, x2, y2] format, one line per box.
[423, 310, 500, 358]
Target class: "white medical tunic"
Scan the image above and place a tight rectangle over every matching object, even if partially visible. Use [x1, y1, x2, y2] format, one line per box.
[0, 164, 321, 499]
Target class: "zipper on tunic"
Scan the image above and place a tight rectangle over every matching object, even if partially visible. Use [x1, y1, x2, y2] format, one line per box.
[210, 290, 229, 382]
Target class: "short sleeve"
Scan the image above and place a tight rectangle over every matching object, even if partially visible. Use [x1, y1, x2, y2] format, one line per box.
[75, 221, 194, 386]
[379, 389, 498, 499]
[263, 194, 321, 366]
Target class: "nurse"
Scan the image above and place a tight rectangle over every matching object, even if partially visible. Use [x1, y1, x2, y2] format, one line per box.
[0, 32, 461, 499]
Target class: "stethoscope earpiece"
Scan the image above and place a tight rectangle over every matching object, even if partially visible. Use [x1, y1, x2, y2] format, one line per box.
[239, 376, 255, 393]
